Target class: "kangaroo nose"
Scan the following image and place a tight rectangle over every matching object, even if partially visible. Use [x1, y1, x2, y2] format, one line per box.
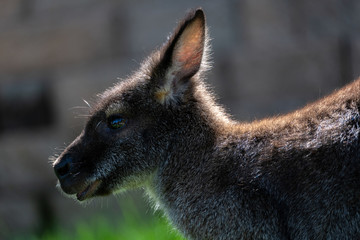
[54, 154, 72, 179]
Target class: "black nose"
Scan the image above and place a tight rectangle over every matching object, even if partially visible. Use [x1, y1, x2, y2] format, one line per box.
[54, 154, 72, 179]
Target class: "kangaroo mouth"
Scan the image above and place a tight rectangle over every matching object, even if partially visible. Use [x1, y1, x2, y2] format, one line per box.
[76, 179, 102, 201]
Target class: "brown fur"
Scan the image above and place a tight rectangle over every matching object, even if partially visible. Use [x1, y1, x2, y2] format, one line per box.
[53, 9, 360, 239]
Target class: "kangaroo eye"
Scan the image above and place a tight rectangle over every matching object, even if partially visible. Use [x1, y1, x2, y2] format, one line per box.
[107, 115, 127, 129]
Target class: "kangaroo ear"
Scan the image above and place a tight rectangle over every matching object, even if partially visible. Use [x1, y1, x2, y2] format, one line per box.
[154, 9, 206, 105]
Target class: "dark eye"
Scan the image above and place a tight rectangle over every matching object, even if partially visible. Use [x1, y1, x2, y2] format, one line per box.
[107, 115, 127, 129]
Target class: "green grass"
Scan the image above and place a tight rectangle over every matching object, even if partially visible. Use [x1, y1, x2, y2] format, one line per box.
[35, 215, 184, 240]
[12, 196, 186, 240]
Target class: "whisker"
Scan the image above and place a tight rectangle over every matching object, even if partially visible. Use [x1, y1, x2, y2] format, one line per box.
[69, 106, 91, 110]
[48, 156, 58, 164]
[83, 99, 92, 108]
[74, 114, 92, 119]
[72, 172, 80, 177]
[95, 120, 102, 130]
[54, 147, 66, 151]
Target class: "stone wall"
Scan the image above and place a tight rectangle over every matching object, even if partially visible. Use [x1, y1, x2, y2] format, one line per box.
[0, 0, 359, 237]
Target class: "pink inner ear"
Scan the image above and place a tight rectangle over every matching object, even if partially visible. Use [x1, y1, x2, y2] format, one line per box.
[174, 19, 204, 73]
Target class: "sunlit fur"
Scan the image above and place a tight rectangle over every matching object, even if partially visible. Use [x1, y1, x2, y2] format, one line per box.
[53, 8, 360, 239]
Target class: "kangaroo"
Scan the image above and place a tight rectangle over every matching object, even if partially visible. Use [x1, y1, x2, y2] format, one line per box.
[53, 8, 360, 239]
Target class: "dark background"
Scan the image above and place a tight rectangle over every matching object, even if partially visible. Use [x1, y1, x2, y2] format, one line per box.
[0, 0, 360, 237]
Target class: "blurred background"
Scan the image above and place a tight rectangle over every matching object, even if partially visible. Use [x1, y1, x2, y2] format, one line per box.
[0, 0, 360, 239]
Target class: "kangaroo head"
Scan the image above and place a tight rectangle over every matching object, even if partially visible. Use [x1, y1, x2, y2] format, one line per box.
[53, 9, 213, 201]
